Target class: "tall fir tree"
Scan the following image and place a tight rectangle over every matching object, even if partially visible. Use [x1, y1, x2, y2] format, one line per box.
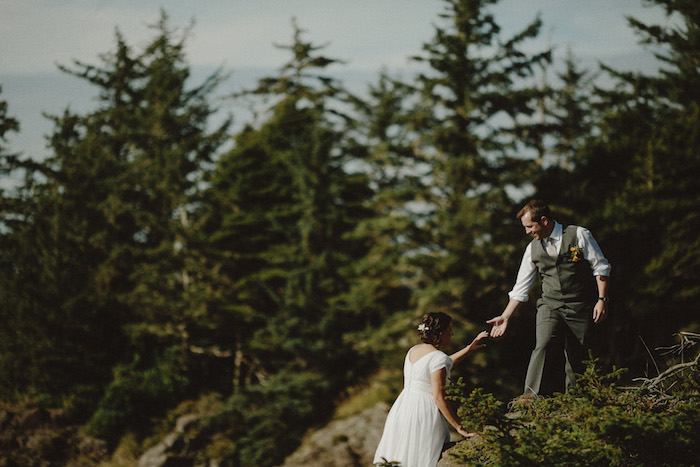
[399, 0, 550, 392]
[76, 13, 231, 439]
[194, 22, 374, 465]
[522, 47, 596, 175]
[529, 49, 600, 223]
[0, 13, 230, 434]
[337, 72, 435, 367]
[538, 0, 700, 370]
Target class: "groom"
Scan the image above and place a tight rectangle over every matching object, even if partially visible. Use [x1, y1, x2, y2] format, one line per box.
[487, 200, 611, 396]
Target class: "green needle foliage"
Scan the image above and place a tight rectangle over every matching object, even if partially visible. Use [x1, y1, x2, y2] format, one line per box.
[407, 0, 552, 322]
[531, 0, 700, 372]
[190, 22, 377, 465]
[445, 346, 700, 466]
[1, 11, 230, 424]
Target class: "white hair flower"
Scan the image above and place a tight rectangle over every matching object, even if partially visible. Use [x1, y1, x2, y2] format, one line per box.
[418, 323, 429, 332]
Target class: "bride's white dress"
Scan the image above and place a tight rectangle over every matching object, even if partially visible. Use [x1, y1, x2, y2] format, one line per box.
[373, 347, 453, 467]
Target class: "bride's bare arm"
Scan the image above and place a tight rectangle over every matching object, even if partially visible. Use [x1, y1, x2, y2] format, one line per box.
[449, 331, 488, 366]
[431, 368, 473, 438]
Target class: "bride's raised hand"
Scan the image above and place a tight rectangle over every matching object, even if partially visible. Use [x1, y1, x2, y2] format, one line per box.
[470, 330, 489, 350]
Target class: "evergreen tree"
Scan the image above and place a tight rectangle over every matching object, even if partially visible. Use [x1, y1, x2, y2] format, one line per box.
[75, 14, 230, 438]
[529, 49, 601, 224]
[0, 92, 126, 409]
[540, 0, 700, 370]
[0, 86, 19, 157]
[338, 72, 434, 366]
[548, 50, 596, 171]
[0, 13, 230, 433]
[624, 1, 700, 330]
[524, 48, 596, 175]
[194, 22, 373, 465]
[400, 0, 550, 392]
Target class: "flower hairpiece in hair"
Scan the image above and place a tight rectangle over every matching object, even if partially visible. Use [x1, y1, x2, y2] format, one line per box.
[418, 323, 429, 333]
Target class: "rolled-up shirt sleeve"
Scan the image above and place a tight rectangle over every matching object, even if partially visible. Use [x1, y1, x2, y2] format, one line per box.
[577, 227, 611, 277]
[508, 242, 538, 303]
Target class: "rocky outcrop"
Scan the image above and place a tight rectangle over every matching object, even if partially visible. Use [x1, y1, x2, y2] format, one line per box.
[281, 402, 390, 467]
[278, 401, 480, 467]
[0, 401, 468, 466]
[437, 442, 470, 466]
[137, 413, 214, 467]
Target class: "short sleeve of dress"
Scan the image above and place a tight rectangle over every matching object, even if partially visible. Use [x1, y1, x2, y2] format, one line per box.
[428, 351, 453, 374]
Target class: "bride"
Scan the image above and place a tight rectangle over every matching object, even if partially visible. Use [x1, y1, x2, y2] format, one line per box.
[373, 312, 488, 467]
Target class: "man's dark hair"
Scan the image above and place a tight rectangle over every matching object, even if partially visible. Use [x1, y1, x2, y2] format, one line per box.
[517, 199, 551, 225]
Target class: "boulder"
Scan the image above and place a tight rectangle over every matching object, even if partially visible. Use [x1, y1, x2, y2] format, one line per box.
[281, 402, 389, 467]
[137, 413, 208, 467]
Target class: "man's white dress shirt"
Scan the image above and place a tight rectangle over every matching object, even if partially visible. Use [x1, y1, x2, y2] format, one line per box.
[508, 221, 611, 303]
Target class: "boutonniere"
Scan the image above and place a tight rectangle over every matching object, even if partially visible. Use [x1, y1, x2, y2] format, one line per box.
[569, 246, 582, 262]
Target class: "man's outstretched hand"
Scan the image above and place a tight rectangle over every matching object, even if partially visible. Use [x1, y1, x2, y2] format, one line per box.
[486, 315, 508, 338]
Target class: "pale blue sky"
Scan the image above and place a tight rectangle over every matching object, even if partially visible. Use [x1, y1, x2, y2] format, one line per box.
[0, 0, 673, 160]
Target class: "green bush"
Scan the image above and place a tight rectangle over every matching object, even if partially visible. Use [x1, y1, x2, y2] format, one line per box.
[192, 369, 334, 466]
[87, 349, 189, 444]
[445, 348, 700, 466]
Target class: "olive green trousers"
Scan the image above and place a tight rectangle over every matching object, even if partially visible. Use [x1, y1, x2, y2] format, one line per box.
[523, 300, 592, 396]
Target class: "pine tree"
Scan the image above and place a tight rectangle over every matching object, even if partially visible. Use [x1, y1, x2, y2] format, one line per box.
[0, 86, 19, 155]
[529, 48, 601, 223]
[605, 0, 700, 352]
[75, 13, 231, 438]
[547, 0, 700, 370]
[524, 47, 597, 175]
[194, 22, 373, 464]
[335, 72, 435, 365]
[407, 0, 550, 339]
[0, 12, 230, 432]
[0, 91, 126, 409]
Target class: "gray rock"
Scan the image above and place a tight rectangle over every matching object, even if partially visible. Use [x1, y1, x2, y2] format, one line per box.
[137, 413, 204, 467]
[138, 432, 183, 467]
[281, 402, 390, 467]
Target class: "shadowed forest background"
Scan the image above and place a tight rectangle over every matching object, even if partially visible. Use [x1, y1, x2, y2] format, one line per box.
[1, 0, 699, 465]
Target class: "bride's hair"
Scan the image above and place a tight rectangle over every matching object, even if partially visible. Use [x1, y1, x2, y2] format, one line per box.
[417, 312, 452, 348]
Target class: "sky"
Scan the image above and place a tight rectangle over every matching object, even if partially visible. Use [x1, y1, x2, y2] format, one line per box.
[0, 0, 674, 162]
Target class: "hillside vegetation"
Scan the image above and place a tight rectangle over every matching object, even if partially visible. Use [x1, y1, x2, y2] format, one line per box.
[444, 334, 700, 466]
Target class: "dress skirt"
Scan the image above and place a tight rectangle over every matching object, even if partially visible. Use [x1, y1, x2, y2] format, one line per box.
[373, 348, 452, 467]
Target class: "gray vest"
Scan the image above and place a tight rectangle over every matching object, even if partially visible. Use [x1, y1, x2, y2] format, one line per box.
[531, 225, 596, 312]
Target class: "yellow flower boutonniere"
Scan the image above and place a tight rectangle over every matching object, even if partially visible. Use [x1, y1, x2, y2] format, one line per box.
[570, 246, 582, 262]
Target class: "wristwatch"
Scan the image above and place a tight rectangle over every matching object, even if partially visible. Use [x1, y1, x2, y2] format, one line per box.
[598, 297, 609, 303]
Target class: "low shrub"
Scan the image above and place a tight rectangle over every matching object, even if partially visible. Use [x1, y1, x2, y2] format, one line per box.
[445, 334, 700, 466]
